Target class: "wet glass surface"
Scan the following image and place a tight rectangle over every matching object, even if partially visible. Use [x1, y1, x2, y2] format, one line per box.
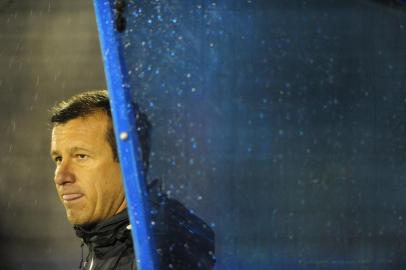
[113, 0, 406, 269]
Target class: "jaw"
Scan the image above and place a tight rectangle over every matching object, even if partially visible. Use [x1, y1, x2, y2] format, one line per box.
[66, 208, 85, 225]
[64, 200, 90, 225]
[62, 188, 128, 225]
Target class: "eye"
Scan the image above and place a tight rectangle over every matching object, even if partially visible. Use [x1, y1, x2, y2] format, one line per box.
[54, 156, 62, 164]
[76, 154, 88, 161]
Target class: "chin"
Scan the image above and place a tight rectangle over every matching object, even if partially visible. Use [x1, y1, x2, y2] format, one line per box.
[67, 216, 82, 225]
[66, 210, 87, 225]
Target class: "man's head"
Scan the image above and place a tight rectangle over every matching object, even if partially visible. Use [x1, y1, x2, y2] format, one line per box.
[49, 90, 151, 225]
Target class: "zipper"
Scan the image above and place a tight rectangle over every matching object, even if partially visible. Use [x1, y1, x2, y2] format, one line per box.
[89, 255, 94, 270]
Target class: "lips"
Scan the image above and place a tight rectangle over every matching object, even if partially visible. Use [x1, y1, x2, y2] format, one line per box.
[62, 193, 83, 201]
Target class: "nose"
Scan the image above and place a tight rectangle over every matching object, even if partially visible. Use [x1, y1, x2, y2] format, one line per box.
[54, 160, 75, 186]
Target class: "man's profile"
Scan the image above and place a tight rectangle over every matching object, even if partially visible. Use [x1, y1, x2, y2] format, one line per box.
[50, 90, 215, 270]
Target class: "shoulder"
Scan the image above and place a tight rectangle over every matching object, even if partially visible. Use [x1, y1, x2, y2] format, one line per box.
[148, 179, 216, 269]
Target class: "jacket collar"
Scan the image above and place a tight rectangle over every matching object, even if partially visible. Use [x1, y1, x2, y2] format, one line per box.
[74, 210, 133, 258]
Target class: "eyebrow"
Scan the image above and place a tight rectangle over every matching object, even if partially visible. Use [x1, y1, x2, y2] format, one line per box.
[50, 150, 59, 158]
[50, 147, 93, 157]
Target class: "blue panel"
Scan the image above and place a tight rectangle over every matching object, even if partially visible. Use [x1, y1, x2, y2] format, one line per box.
[93, 0, 406, 269]
[92, 1, 158, 270]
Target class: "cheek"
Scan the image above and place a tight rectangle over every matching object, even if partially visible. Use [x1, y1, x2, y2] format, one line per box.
[97, 164, 123, 192]
[77, 168, 100, 200]
[108, 169, 123, 189]
[83, 158, 122, 196]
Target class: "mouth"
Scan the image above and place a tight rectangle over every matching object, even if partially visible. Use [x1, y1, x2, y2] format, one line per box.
[62, 193, 84, 202]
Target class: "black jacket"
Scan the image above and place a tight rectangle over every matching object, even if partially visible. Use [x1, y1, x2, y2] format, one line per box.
[74, 182, 215, 270]
[75, 210, 136, 270]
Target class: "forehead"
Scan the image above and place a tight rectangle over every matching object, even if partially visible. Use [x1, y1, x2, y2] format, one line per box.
[51, 112, 111, 150]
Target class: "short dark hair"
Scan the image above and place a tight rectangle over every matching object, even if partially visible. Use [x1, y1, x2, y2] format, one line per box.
[50, 90, 151, 174]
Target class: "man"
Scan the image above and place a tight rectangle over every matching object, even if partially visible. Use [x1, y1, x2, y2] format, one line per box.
[50, 90, 215, 270]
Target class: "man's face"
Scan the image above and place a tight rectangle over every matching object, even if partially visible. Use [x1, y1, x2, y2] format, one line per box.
[50, 112, 126, 225]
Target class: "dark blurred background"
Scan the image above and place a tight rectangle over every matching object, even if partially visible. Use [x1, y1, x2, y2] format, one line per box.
[1, 0, 406, 270]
